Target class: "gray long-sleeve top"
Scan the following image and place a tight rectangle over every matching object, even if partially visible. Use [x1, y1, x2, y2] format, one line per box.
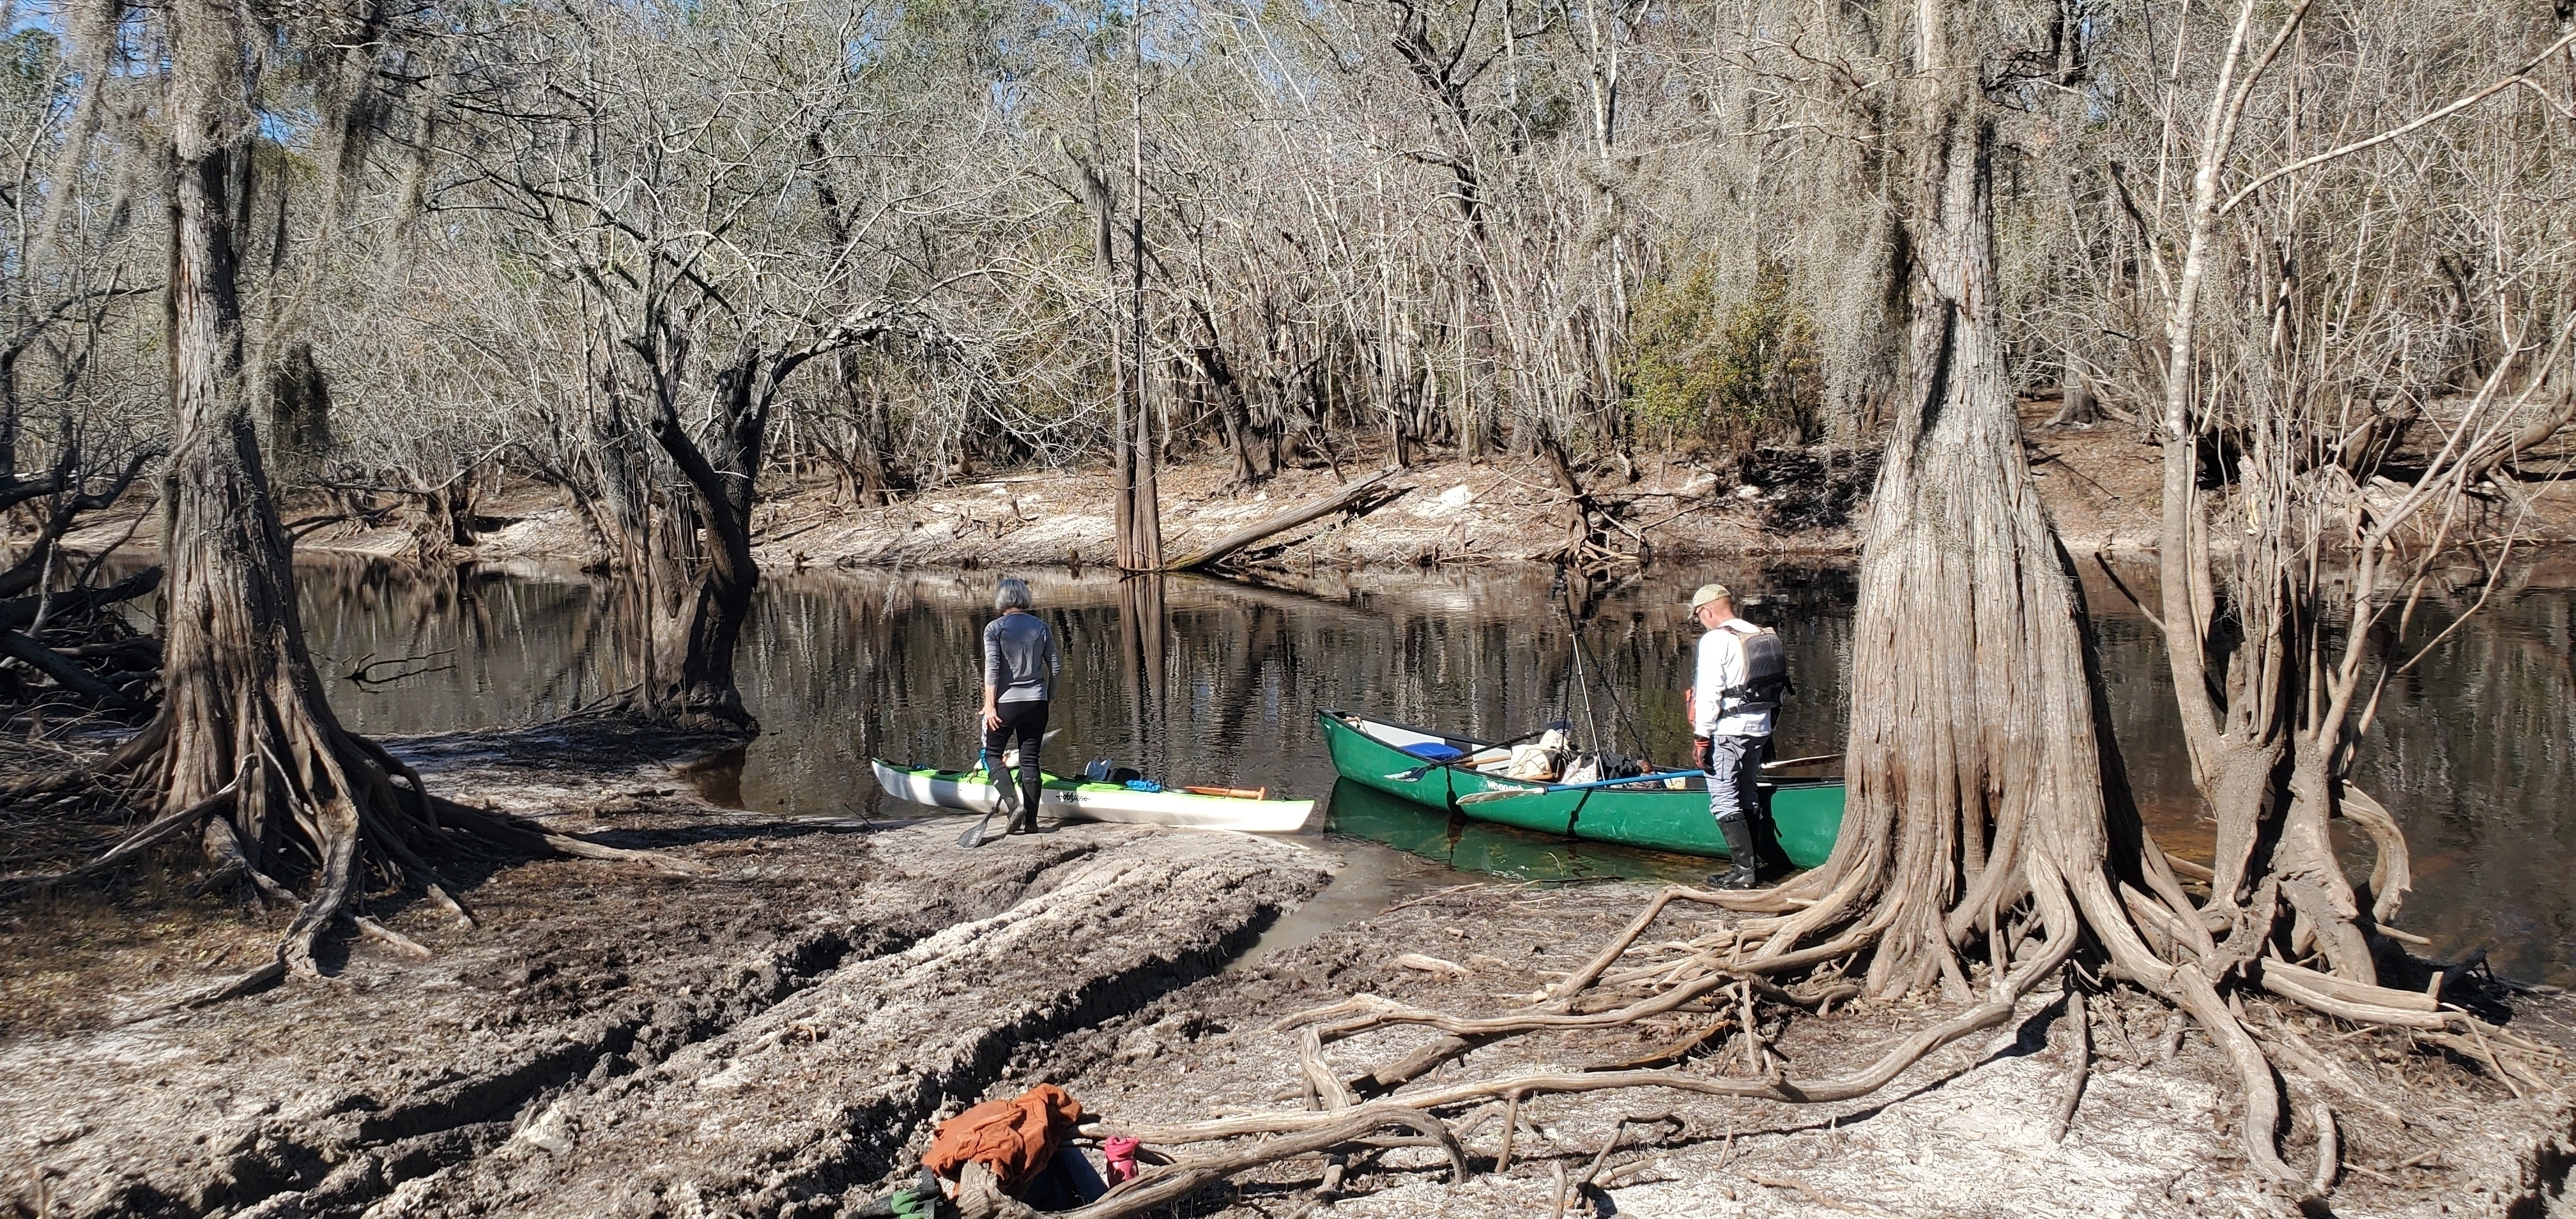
[983, 610, 1061, 703]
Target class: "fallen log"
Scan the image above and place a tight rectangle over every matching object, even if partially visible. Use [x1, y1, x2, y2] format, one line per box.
[1161, 468, 1402, 572]
[0, 625, 151, 710]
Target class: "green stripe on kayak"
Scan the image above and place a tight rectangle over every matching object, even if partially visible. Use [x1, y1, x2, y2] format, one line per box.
[907, 766, 1244, 799]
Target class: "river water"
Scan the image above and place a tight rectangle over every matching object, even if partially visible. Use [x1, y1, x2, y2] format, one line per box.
[273, 556, 2576, 985]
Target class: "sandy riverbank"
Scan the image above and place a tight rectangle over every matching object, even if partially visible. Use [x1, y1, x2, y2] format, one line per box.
[3, 410, 2127, 572]
[1, 726, 1334, 1217]
[45, 402, 2576, 576]
[345, 410, 2576, 573]
[8, 726, 2571, 1218]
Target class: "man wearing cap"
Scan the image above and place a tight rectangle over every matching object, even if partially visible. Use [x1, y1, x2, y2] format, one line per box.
[1688, 583, 1785, 889]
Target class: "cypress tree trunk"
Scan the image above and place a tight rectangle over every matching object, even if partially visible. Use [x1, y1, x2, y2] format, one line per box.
[1696, 7, 2366, 1183]
[635, 356, 763, 732]
[122, 0, 438, 979]
[1823, 53, 2126, 995]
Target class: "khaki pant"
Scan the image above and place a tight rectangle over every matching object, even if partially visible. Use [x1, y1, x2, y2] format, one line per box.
[1706, 733, 1770, 827]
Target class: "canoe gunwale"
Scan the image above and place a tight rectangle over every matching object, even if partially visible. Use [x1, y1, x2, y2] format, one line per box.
[1323, 708, 1845, 792]
[1320, 707, 1497, 752]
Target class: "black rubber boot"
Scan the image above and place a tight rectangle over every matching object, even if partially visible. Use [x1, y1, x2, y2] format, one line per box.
[1011, 769, 1043, 834]
[1709, 816, 1762, 890]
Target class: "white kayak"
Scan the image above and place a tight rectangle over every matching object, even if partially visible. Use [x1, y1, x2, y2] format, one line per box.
[870, 760, 1316, 833]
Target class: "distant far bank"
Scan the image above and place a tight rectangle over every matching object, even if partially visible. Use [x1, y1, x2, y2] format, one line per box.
[54, 402, 2576, 576]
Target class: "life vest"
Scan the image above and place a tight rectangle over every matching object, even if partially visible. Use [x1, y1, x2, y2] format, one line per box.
[924, 1083, 1085, 1193]
[1716, 622, 1792, 715]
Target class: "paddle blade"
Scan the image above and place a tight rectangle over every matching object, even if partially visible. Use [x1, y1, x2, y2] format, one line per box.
[1182, 785, 1269, 801]
[957, 774, 1018, 847]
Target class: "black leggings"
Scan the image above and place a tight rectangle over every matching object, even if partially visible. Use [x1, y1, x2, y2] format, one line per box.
[982, 699, 1049, 818]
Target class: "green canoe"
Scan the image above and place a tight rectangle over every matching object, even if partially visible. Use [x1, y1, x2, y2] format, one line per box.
[1318, 709, 1844, 870]
[1326, 779, 1716, 884]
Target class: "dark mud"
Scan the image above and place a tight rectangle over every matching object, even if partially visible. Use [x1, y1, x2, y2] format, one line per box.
[1, 728, 1333, 1218]
[9, 728, 2573, 1218]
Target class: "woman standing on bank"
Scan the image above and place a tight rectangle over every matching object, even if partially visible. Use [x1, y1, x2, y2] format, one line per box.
[981, 578, 1061, 834]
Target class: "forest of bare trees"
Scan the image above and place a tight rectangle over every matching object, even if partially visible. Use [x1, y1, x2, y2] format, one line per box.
[1, 0, 2562, 723]
[4, 0, 2567, 512]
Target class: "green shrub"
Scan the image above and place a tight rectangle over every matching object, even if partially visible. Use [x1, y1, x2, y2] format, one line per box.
[1625, 259, 1821, 453]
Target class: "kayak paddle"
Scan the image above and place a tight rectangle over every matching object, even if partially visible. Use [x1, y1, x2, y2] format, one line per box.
[1456, 769, 1706, 804]
[956, 728, 1062, 848]
[956, 779, 1015, 847]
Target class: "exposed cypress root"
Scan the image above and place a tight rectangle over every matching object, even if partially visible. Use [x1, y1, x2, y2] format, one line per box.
[14, 691, 700, 1006]
[176, 960, 287, 1011]
[2048, 978, 2089, 1142]
[2310, 1102, 2340, 1196]
[355, 914, 433, 959]
[1095, 995, 2022, 1149]
[1052, 839, 2542, 1213]
[956, 1108, 1469, 1219]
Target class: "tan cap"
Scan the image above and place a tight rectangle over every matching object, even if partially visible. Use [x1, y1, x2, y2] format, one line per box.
[1689, 583, 1733, 610]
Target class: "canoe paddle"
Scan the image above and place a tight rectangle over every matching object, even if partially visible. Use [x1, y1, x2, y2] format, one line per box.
[1456, 769, 1707, 804]
[957, 728, 1063, 848]
[1763, 753, 1843, 770]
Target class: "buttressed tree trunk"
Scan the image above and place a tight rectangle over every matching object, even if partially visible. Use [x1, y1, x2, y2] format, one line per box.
[1805, 14, 2124, 999]
[1683, 0, 2327, 1184]
[111, 0, 448, 981]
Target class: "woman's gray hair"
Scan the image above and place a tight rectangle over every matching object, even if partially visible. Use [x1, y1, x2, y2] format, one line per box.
[993, 577, 1034, 611]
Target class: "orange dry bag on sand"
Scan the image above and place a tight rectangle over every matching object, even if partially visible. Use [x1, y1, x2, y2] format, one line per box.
[923, 1084, 1085, 1194]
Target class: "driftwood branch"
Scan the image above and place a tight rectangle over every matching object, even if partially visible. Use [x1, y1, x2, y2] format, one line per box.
[435, 803, 707, 875]
[1162, 468, 1402, 571]
[0, 565, 162, 631]
[0, 781, 240, 900]
[0, 625, 150, 709]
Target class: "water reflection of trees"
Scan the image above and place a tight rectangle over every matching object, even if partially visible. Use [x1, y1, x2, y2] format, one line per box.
[2076, 565, 2576, 981]
[2348, 592, 2576, 980]
[723, 568, 1868, 810]
[280, 558, 2576, 981]
[291, 558, 613, 733]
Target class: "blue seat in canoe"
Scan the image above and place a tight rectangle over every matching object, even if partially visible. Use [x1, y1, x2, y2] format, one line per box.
[1401, 743, 1466, 762]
